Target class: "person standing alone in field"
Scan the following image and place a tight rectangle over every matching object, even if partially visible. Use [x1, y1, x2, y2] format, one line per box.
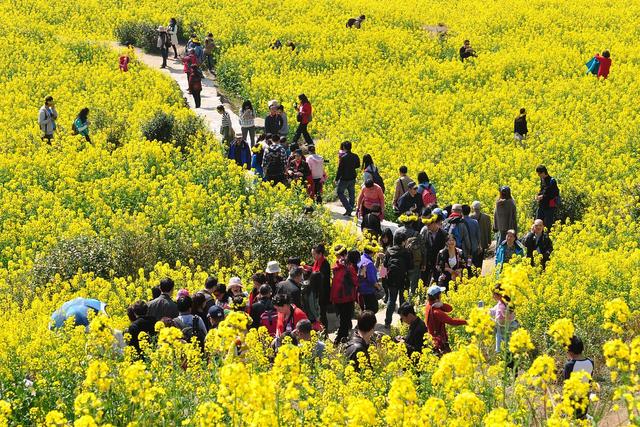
[38, 96, 58, 143]
[459, 40, 477, 61]
[72, 108, 91, 142]
[514, 108, 528, 141]
[535, 165, 560, 230]
[292, 94, 313, 145]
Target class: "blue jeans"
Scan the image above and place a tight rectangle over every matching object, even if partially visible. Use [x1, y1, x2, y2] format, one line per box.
[536, 206, 556, 230]
[337, 179, 356, 214]
[385, 286, 405, 326]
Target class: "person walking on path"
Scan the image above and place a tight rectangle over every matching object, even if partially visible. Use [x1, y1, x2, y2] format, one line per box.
[216, 105, 234, 145]
[436, 234, 466, 292]
[72, 108, 91, 142]
[425, 285, 467, 355]
[306, 145, 326, 203]
[514, 108, 528, 141]
[182, 49, 197, 89]
[421, 212, 448, 286]
[396, 182, 424, 215]
[462, 204, 481, 276]
[494, 186, 518, 245]
[522, 219, 553, 269]
[393, 166, 414, 212]
[203, 33, 216, 73]
[357, 246, 379, 313]
[535, 165, 560, 230]
[167, 18, 179, 59]
[311, 244, 332, 330]
[361, 154, 385, 192]
[38, 96, 58, 143]
[188, 64, 203, 108]
[356, 179, 385, 220]
[594, 51, 612, 79]
[417, 171, 437, 208]
[335, 141, 360, 217]
[383, 232, 412, 328]
[156, 26, 171, 68]
[262, 136, 288, 185]
[239, 100, 256, 146]
[331, 245, 359, 345]
[292, 94, 313, 145]
[470, 201, 491, 269]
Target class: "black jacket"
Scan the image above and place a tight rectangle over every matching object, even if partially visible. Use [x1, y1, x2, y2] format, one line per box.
[514, 114, 528, 135]
[250, 298, 274, 329]
[396, 191, 424, 214]
[344, 334, 370, 371]
[147, 294, 179, 321]
[361, 212, 382, 236]
[522, 231, 553, 267]
[276, 279, 302, 307]
[264, 114, 283, 135]
[538, 175, 560, 209]
[126, 316, 157, 353]
[383, 246, 412, 289]
[336, 152, 360, 181]
[317, 259, 332, 307]
[421, 227, 448, 270]
[404, 317, 427, 356]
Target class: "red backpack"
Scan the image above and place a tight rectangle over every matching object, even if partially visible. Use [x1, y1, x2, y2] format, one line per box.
[260, 309, 279, 337]
[421, 183, 437, 207]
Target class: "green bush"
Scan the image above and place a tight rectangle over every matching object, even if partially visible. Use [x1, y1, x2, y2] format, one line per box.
[114, 21, 159, 53]
[142, 111, 175, 144]
[528, 183, 588, 224]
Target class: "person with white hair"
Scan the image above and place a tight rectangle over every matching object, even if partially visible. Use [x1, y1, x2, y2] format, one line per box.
[522, 219, 553, 269]
[470, 201, 492, 270]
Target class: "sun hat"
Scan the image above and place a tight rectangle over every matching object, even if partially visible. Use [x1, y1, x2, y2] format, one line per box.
[228, 277, 243, 289]
[427, 285, 446, 297]
[157, 26, 166, 32]
[266, 261, 281, 274]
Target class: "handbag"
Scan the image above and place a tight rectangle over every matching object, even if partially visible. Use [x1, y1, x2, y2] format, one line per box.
[586, 57, 600, 75]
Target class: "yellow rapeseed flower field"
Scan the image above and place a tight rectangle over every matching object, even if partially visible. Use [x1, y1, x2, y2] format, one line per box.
[0, 0, 638, 425]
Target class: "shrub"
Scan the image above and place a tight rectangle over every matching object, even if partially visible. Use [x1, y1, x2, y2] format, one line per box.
[528, 183, 588, 224]
[142, 110, 175, 144]
[114, 21, 158, 53]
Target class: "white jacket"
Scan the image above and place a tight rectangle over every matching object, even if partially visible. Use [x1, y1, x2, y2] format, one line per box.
[38, 106, 57, 135]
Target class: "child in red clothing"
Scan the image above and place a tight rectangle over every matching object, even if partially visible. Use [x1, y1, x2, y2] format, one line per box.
[424, 285, 467, 355]
[594, 51, 612, 79]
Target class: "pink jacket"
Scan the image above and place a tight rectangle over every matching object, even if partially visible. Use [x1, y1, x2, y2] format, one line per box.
[357, 184, 385, 219]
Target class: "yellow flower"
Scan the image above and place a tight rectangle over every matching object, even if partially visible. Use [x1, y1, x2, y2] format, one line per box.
[548, 318, 575, 348]
[509, 328, 535, 355]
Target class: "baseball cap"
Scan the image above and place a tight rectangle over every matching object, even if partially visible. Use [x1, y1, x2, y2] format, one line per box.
[427, 285, 446, 297]
[207, 305, 225, 320]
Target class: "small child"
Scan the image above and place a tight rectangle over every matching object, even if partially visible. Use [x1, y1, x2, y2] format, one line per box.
[563, 336, 594, 419]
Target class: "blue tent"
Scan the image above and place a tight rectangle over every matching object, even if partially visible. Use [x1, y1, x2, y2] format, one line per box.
[50, 298, 107, 329]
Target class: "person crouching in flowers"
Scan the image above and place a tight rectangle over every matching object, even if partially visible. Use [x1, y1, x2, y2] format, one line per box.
[331, 245, 359, 345]
[425, 285, 467, 356]
[490, 284, 518, 363]
[436, 234, 466, 292]
[495, 229, 525, 276]
[286, 149, 312, 192]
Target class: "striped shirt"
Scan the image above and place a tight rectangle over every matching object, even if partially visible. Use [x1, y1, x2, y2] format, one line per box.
[220, 111, 231, 128]
[239, 108, 255, 128]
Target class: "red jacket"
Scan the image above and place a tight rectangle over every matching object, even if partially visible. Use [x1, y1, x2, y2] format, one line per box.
[298, 102, 312, 125]
[331, 261, 358, 304]
[357, 184, 385, 219]
[425, 302, 467, 351]
[182, 54, 197, 73]
[276, 304, 308, 336]
[594, 54, 611, 79]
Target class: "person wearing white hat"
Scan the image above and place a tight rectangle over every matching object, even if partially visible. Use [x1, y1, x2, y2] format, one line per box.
[265, 261, 283, 292]
[424, 284, 467, 355]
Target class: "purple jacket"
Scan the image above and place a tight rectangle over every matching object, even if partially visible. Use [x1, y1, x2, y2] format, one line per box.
[357, 253, 378, 295]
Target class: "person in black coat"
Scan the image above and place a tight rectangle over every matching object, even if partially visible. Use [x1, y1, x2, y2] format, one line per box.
[361, 205, 382, 237]
[420, 212, 448, 286]
[264, 104, 283, 135]
[275, 267, 303, 307]
[514, 108, 528, 140]
[126, 301, 157, 355]
[522, 219, 553, 269]
[343, 311, 376, 370]
[396, 182, 424, 215]
[397, 303, 427, 356]
[535, 165, 560, 230]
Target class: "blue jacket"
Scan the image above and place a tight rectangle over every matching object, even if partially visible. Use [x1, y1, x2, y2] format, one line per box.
[228, 142, 251, 168]
[357, 253, 378, 295]
[495, 240, 525, 266]
[463, 216, 481, 253]
[251, 153, 264, 177]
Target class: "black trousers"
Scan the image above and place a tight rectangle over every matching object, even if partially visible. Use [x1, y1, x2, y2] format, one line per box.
[293, 122, 313, 144]
[360, 294, 379, 313]
[192, 90, 201, 108]
[334, 302, 354, 344]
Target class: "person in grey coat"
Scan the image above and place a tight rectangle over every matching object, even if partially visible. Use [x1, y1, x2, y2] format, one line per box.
[493, 186, 518, 245]
[38, 96, 58, 143]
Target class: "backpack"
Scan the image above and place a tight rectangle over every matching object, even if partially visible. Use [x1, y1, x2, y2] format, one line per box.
[421, 183, 437, 207]
[405, 235, 423, 269]
[370, 167, 385, 193]
[384, 251, 408, 288]
[175, 315, 206, 347]
[445, 221, 464, 249]
[260, 309, 279, 337]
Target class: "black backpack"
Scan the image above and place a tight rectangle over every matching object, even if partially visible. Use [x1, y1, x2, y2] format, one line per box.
[370, 167, 385, 193]
[175, 315, 206, 348]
